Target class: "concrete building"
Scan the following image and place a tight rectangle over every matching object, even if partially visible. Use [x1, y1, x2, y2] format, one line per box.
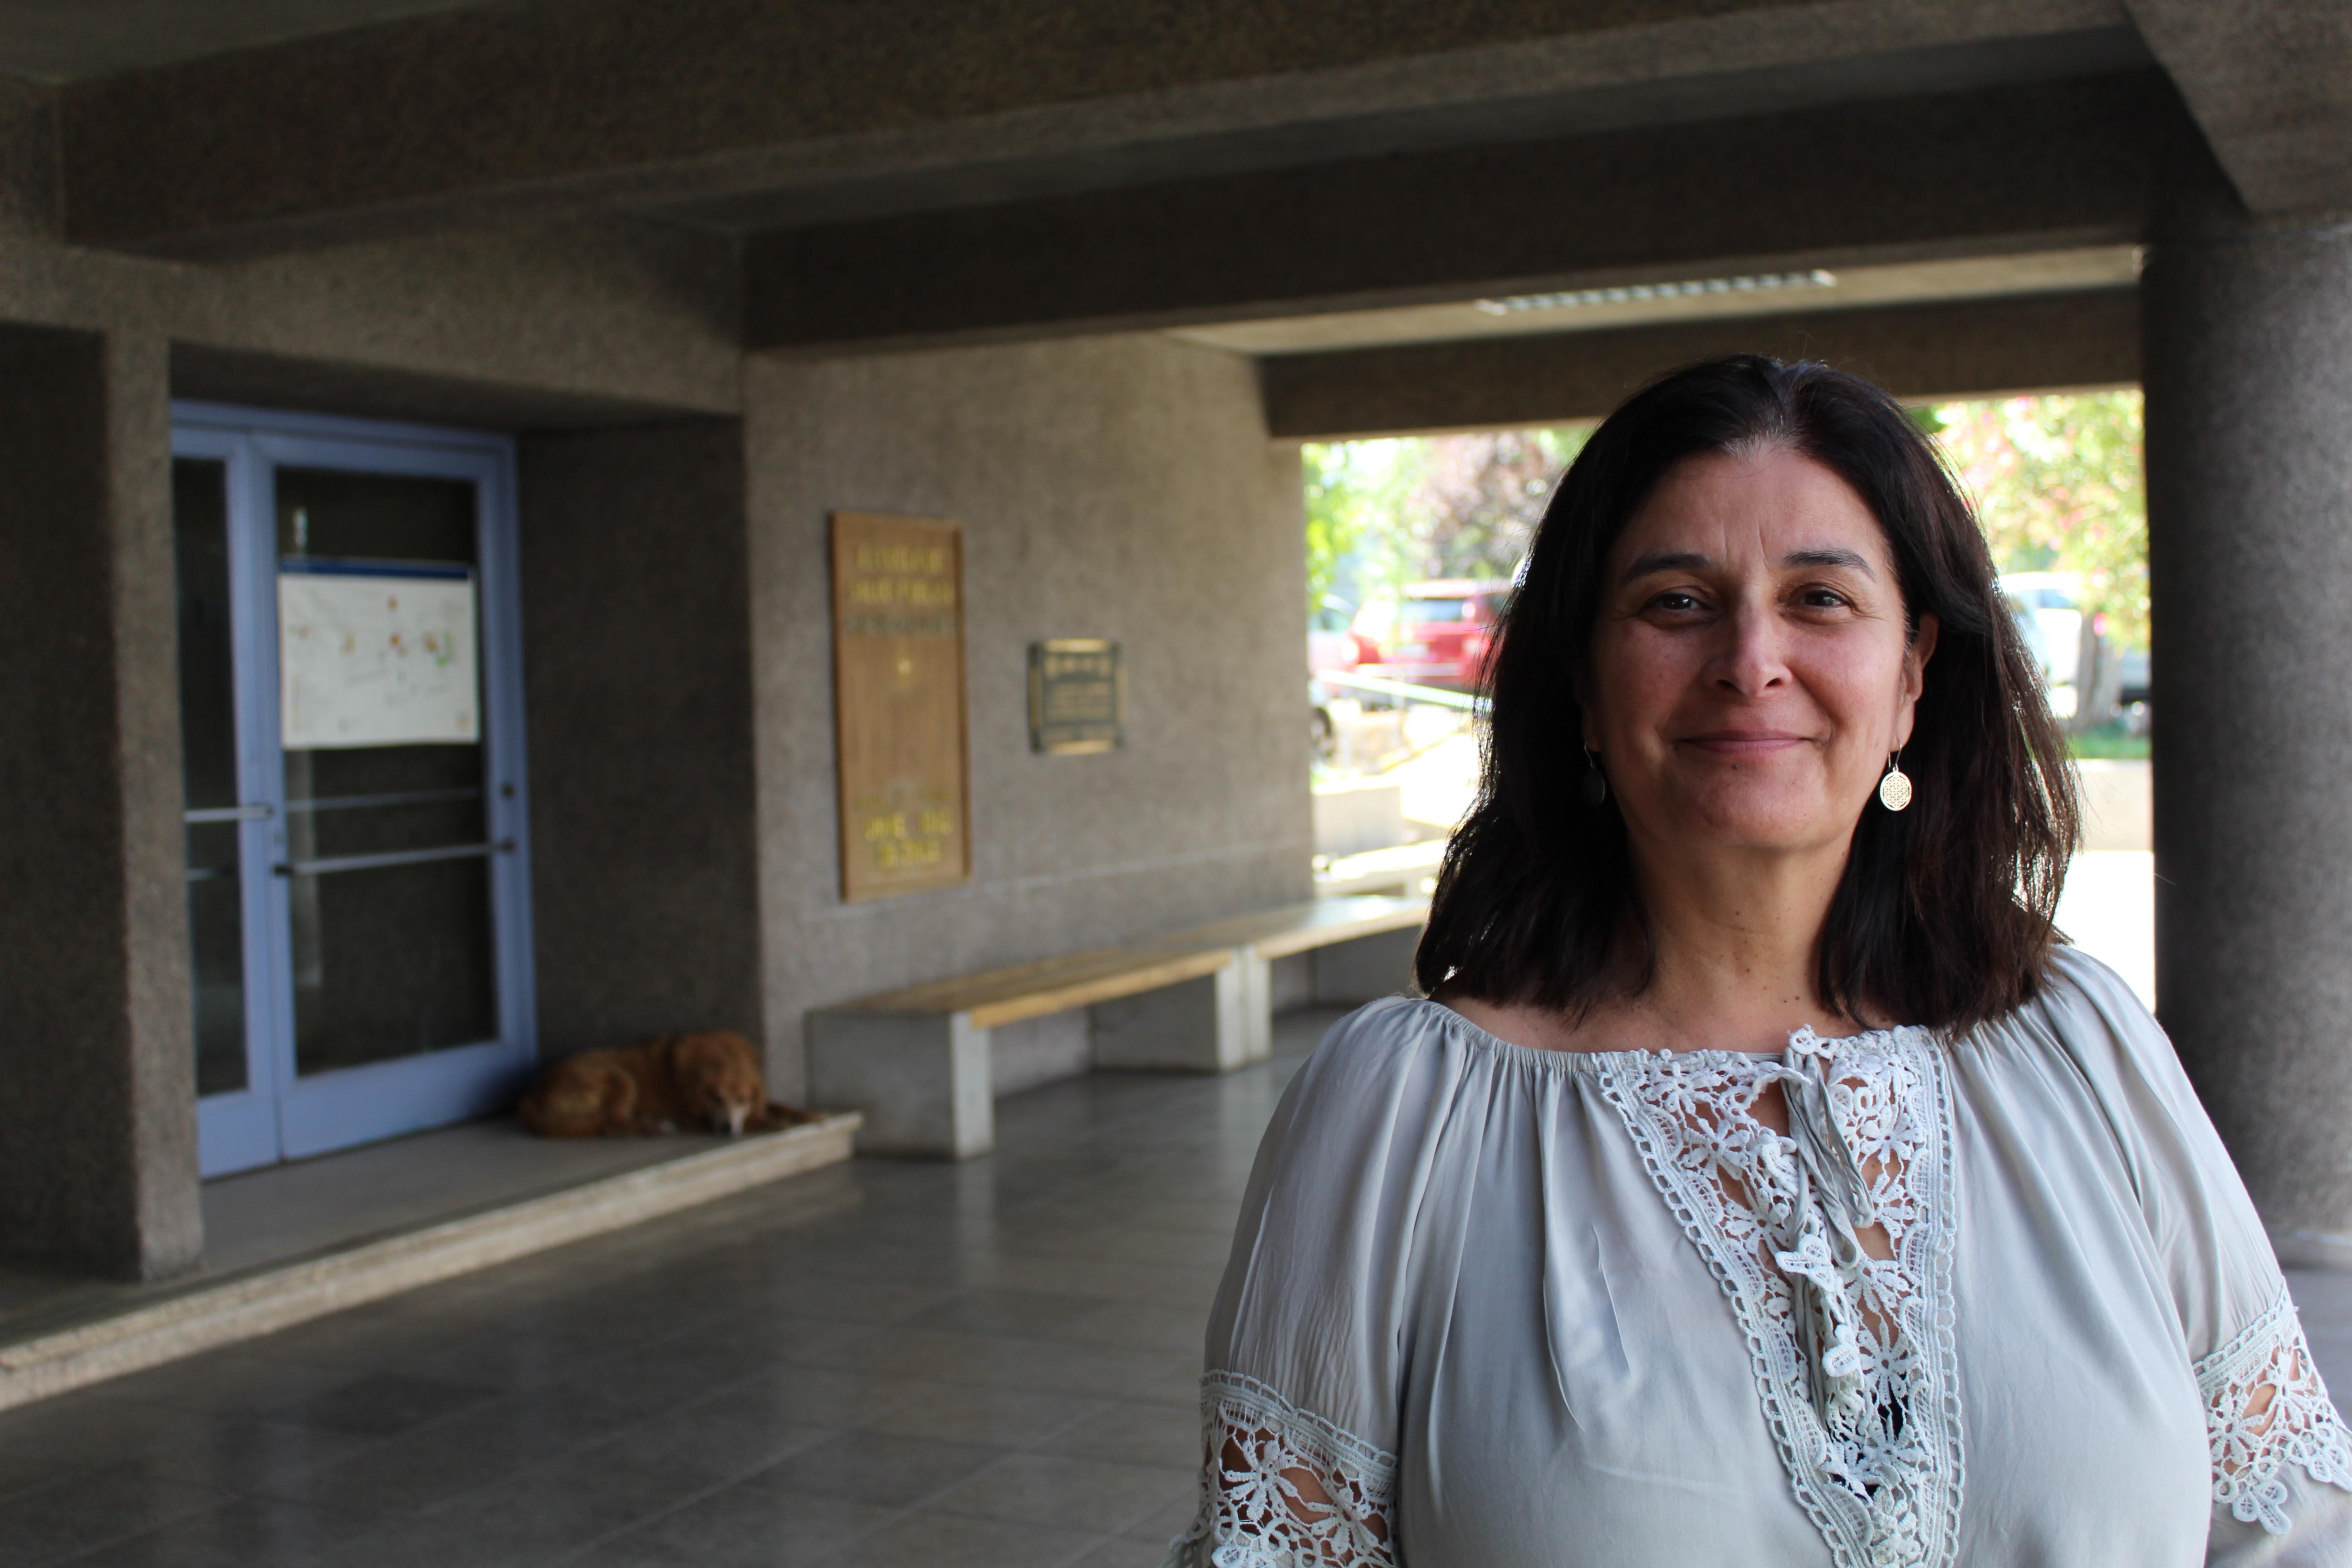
[0, 0, 2347, 1288]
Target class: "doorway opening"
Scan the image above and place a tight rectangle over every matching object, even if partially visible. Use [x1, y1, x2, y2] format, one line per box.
[172, 405, 536, 1177]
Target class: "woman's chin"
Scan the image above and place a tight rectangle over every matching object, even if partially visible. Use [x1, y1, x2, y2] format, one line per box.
[1643, 786, 1857, 853]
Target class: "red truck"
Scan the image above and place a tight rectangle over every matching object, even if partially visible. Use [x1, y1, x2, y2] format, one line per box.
[1378, 578, 1513, 691]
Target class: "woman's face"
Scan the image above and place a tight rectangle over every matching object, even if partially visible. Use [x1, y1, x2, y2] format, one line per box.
[1585, 446, 1936, 858]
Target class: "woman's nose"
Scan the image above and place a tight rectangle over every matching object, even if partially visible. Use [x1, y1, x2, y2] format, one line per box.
[1710, 603, 1791, 695]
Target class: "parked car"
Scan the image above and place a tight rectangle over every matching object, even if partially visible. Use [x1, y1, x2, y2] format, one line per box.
[1381, 578, 1512, 691]
[1999, 571, 2123, 725]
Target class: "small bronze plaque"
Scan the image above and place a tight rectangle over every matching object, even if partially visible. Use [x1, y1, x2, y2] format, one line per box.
[1029, 639, 1124, 755]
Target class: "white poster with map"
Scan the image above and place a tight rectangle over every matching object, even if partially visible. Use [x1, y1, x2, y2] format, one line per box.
[279, 561, 479, 749]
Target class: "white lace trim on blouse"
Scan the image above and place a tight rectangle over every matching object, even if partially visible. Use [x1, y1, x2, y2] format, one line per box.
[1598, 1027, 1964, 1568]
[1168, 1370, 1398, 1568]
[2200, 1283, 2352, 1534]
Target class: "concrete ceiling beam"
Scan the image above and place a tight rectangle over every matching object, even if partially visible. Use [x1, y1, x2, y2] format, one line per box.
[2122, 0, 2352, 216]
[54, 0, 2141, 256]
[742, 72, 2185, 353]
[1257, 287, 2142, 439]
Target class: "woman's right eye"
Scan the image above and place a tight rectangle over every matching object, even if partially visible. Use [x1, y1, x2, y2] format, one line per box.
[1648, 591, 1704, 613]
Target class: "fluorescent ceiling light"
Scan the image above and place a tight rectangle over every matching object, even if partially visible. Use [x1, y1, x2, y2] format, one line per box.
[1474, 269, 1838, 315]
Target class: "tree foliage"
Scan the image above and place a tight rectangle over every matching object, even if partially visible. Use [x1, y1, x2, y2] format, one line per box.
[1924, 390, 2147, 650]
[1303, 428, 1588, 614]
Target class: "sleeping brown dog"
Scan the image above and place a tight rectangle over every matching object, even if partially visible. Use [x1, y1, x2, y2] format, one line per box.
[519, 1031, 817, 1138]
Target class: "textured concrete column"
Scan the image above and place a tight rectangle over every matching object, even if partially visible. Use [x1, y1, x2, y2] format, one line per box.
[517, 419, 766, 1079]
[2144, 211, 2352, 1251]
[0, 326, 201, 1278]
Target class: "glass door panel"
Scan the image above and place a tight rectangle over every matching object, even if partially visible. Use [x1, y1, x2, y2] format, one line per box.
[174, 457, 253, 1099]
[176, 406, 535, 1175]
[274, 467, 503, 1079]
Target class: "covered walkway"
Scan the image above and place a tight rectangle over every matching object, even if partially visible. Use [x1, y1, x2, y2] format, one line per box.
[0, 1014, 1338, 1568]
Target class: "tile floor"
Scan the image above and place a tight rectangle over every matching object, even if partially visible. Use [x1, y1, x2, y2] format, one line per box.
[5, 1001, 2349, 1567]
[0, 1011, 1333, 1568]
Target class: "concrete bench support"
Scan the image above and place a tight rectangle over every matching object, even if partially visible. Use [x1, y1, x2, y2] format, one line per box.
[1151, 895, 1431, 1064]
[806, 1010, 992, 1160]
[1091, 965, 1248, 1073]
[806, 945, 1240, 1159]
[1310, 926, 1423, 1007]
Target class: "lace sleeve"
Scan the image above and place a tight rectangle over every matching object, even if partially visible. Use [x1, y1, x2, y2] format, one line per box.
[2201, 1285, 2352, 1536]
[1165, 1371, 1399, 1568]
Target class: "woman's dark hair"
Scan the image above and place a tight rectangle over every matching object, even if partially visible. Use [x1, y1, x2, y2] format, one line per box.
[1415, 355, 2078, 1033]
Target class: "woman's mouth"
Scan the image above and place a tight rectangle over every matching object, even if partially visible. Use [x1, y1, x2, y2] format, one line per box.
[1679, 730, 1810, 755]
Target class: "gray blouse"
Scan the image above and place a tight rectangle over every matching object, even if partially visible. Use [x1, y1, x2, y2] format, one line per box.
[1168, 948, 2352, 1567]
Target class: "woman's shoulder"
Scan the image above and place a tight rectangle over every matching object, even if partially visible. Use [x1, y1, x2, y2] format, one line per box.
[1966, 944, 2224, 1182]
[1268, 994, 1541, 1155]
[1287, 995, 1462, 1101]
[1980, 943, 2166, 1072]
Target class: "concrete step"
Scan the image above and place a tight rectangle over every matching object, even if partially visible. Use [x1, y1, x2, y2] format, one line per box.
[0, 1112, 860, 1412]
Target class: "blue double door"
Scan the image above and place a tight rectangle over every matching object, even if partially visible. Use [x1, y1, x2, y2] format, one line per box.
[172, 406, 537, 1177]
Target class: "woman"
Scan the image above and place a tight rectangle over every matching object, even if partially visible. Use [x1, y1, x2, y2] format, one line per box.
[1170, 358, 2352, 1566]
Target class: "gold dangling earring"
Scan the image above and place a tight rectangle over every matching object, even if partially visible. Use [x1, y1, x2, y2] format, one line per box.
[1878, 749, 1913, 812]
[1581, 747, 1608, 807]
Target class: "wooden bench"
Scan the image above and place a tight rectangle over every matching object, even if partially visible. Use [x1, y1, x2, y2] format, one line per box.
[1143, 893, 1430, 1063]
[807, 893, 1428, 1159]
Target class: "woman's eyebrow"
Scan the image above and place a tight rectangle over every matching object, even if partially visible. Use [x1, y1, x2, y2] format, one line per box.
[1620, 549, 1712, 583]
[1782, 546, 1875, 576]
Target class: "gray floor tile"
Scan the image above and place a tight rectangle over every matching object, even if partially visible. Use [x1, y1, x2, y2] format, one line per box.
[258, 1372, 500, 1437]
[560, 1402, 835, 1490]
[925, 1452, 1197, 1536]
[420, 1444, 735, 1552]
[80, 1350, 356, 1420]
[820, 1510, 1100, 1568]
[254, 1389, 636, 1514]
[1049, 1301, 1212, 1353]
[751, 1428, 1007, 1507]
[0, 1468, 229, 1568]
[902, 1290, 1109, 1339]
[310, 1510, 574, 1568]
[1068, 1536, 1178, 1568]
[691, 1367, 931, 1431]
[795, 1326, 1188, 1400]
[56, 1497, 364, 1568]
[858, 1383, 1109, 1449]
[1034, 1401, 1200, 1470]
[1120, 1491, 1200, 1543]
[1127, 1367, 1205, 1409]
[0, 1451, 69, 1501]
[584, 1486, 897, 1567]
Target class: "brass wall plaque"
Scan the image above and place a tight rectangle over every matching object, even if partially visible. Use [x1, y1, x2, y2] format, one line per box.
[830, 512, 970, 902]
[1029, 639, 1124, 755]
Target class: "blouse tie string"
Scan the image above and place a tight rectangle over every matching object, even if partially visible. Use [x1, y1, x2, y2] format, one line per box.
[1759, 1050, 1878, 1430]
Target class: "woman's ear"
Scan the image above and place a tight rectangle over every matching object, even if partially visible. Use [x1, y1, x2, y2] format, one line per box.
[1893, 612, 1939, 748]
[1906, 613, 1940, 698]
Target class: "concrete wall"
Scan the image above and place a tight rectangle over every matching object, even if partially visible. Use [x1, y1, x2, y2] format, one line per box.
[745, 334, 1312, 1099]
[0, 324, 200, 1278]
[519, 419, 764, 1058]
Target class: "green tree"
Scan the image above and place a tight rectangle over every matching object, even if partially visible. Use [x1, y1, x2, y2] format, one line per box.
[1302, 440, 1423, 613]
[1926, 391, 2147, 650]
[1405, 427, 1591, 581]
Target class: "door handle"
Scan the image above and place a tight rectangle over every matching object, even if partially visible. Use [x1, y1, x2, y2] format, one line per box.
[275, 839, 514, 877]
[184, 804, 274, 824]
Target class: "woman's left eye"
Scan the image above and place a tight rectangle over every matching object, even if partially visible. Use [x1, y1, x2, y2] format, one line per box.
[1796, 587, 1850, 608]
